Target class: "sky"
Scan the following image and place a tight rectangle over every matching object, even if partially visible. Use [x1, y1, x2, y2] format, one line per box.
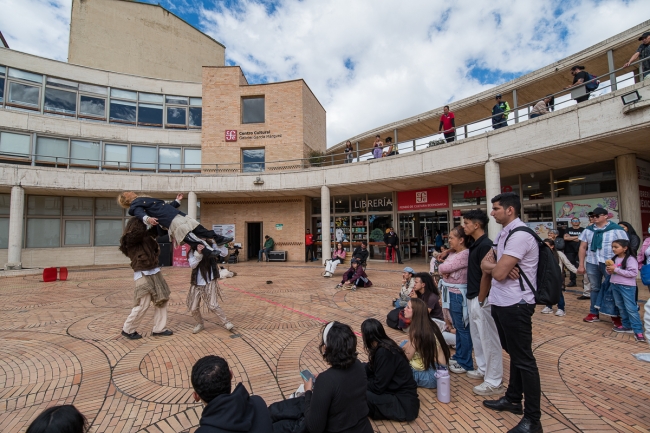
[0, 0, 649, 147]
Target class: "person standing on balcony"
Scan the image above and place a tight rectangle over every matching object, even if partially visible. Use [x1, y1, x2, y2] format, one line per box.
[344, 140, 354, 163]
[491, 94, 510, 130]
[439, 105, 456, 142]
[623, 32, 650, 80]
[373, 135, 383, 159]
[565, 66, 592, 103]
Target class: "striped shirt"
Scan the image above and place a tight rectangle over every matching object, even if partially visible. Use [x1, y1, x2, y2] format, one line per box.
[578, 222, 628, 265]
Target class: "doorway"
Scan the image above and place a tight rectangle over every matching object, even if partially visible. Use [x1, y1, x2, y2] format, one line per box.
[398, 211, 450, 263]
[246, 222, 262, 260]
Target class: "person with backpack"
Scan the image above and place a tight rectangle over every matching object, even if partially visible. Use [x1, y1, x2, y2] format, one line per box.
[540, 238, 576, 317]
[565, 65, 598, 103]
[480, 192, 543, 433]
[491, 94, 510, 130]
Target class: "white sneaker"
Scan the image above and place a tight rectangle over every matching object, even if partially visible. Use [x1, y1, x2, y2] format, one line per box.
[466, 369, 484, 380]
[473, 381, 505, 396]
[555, 309, 566, 316]
[225, 322, 234, 331]
[325, 272, 332, 277]
[448, 360, 467, 374]
[541, 306, 553, 314]
[193, 324, 204, 334]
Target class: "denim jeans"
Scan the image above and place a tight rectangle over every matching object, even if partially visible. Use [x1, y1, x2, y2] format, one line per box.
[611, 283, 643, 334]
[449, 292, 473, 371]
[587, 262, 606, 315]
[411, 366, 437, 389]
[258, 247, 271, 261]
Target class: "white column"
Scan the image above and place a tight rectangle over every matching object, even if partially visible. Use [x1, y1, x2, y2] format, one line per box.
[616, 154, 642, 235]
[188, 191, 198, 220]
[321, 185, 331, 264]
[6, 186, 24, 270]
[485, 159, 502, 239]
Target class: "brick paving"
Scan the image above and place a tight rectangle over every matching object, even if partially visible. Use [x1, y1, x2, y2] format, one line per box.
[0, 261, 649, 433]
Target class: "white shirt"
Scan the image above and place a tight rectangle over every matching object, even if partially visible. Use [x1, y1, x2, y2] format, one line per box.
[578, 222, 628, 265]
[133, 268, 160, 281]
[188, 251, 214, 285]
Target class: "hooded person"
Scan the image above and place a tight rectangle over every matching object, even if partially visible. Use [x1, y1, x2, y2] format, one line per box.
[191, 355, 272, 433]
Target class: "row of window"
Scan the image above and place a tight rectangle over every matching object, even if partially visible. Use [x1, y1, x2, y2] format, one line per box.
[0, 130, 201, 171]
[0, 195, 199, 248]
[0, 66, 202, 129]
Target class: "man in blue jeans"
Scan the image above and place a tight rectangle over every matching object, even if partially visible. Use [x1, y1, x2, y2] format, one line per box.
[258, 235, 274, 262]
[577, 207, 627, 326]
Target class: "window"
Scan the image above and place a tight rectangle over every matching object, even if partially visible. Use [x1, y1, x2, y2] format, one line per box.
[183, 148, 201, 170]
[110, 99, 137, 124]
[166, 106, 187, 128]
[27, 196, 61, 216]
[26, 218, 60, 248]
[166, 95, 188, 105]
[79, 95, 106, 119]
[242, 148, 265, 172]
[0, 194, 9, 215]
[0, 132, 31, 159]
[0, 218, 8, 249]
[334, 196, 350, 213]
[95, 198, 124, 216]
[8, 82, 40, 109]
[9, 68, 43, 83]
[522, 171, 552, 201]
[0, 67, 5, 103]
[131, 145, 156, 170]
[138, 93, 163, 127]
[94, 219, 123, 246]
[44, 78, 77, 116]
[189, 97, 202, 128]
[158, 147, 181, 171]
[35, 137, 68, 164]
[70, 140, 100, 167]
[64, 220, 91, 245]
[553, 161, 617, 197]
[104, 143, 128, 169]
[63, 197, 93, 216]
[242, 97, 265, 124]
[79, 84, 107, 96]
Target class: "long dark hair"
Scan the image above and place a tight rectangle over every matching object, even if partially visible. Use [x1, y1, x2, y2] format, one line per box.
[546, 94, 555, 112]
[543, 238, 559, 263]
[611, 239, 632, 270]
[361, 318, 407, 371]
[408, 298, 450, 369]
[27, 405, 88, 433]
[319, 322, 358, 369]
[414, 272, 439, 300]
[190, 243, 217, 283]
[618, 221, 640, 256]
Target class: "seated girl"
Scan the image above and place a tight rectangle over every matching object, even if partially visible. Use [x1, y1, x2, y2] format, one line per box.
[323, 242, 346, 278]
[336, 258, 372, 290]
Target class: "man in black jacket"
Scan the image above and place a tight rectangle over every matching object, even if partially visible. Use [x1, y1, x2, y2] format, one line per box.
[384, 227, 403, 264]
[352, 241, 369, 264]
[191, 355, 272, 433]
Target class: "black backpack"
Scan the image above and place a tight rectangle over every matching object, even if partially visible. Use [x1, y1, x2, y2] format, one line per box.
[504, 227, 562, 305]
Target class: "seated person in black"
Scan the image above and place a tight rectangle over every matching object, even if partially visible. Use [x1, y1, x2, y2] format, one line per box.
[361, 318, 419, 421]
[118, 192, 233, 256]
[191, 355, 272, 433]
[352, 241, 369, 264]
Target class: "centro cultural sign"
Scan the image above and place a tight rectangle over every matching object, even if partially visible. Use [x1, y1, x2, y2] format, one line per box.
[224, 130, 282, 141]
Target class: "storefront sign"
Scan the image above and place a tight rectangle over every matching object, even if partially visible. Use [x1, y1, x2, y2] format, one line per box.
[225, 130, 237, 142]
[213, 224, 235, 240]
[353, 196, 392, 210]
[238, 130, 282, 140]
[397, 187, 448, 211]
[453, 210, 462, 217]
[276, 224, 283, 230]
[555, 197, 619, 226]
[463, 185, 513, 199]
[173, 244, 190, 267]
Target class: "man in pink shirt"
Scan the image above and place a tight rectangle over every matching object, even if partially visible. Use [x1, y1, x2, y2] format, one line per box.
[480, 192, 541, 433]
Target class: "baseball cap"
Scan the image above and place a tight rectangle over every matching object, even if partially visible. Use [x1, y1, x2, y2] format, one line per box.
[592, 207, 608, 216]
[639, 31, 650, 40]
[495, 94, 502, 99]
[587, 212, 595, 217]
[403, 266, 415, 274]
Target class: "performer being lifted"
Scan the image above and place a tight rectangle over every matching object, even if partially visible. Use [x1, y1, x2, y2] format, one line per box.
[118, 192, 233, 256]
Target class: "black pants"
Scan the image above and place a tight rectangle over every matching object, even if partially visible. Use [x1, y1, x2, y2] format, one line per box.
[183, 225, 228, 250]
[366, 391, 419, 422]
[443, 132, 455, 143]
[565, 251, 578, 284]
[492, 119, 507, 129]
[575, 94, 590, 103]
[491, 303, 541, 423]
[305, 244, 315, 261]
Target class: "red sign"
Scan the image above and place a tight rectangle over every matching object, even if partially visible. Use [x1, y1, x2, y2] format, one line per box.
[463, 185, 513, 199]
[225, 130, 237, 142]
[640, 185, 650, 239]
[453, 210, 462, 217]
[397, 186, 449, 211]
[173, 244, 190, 267]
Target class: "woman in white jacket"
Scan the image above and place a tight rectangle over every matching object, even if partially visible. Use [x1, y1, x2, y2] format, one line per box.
[540, 238, 576, 317]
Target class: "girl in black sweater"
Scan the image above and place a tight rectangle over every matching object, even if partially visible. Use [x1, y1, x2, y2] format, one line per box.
[361, 319, 420, 421]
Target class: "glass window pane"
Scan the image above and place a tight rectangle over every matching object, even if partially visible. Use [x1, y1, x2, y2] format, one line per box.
[242, 97, 265, 124]
[104, 143, 128, 167]
[189, 107, 202, 127]
[0, 194, 10, 215]
[131, 145, 156, 170]
[333, 196, 350, 213]
[63, 197, 93, 216]
[0, 67, 4, 76]
[28, 196, 61, 216]
[70, 140, 100, 166]
[0, 77, 4, 102]
[369, 214, 393, 259]
[138, 103, 163, 127]
[553, 161, 617, 198]
[139, 92, 163, 103]
[166, 106, 187, 126]
[64, 220, 90, 245]
[242, 148, 265, 172]
[95, 219, 123, 246]
[96, 198, 123, 216]
[0, 218, 8, 249]
[522, 171, 551, 201]
[110, 88, 136, 100]
[46, 77, 78, 90]
[36, 137, 68, 163]
[26, 218, 61, 248]
[158, 147, 180, 170]
[0, 132, 31, 158]
[183, 148, 201, 170]
[312, 197, 322, 215]
[8, 68, 42, 83]
[351, 194, 367, 213]
[109, 99, 136, 124]
[44, 87, 77, 115]
[190, 97, 202, 106]
[79, 95, 106, 118]
[79, 83, 107, 95]
[165, 95, 188, 105]
[8, 82, 40, 107]
[366, 193, 393, 212]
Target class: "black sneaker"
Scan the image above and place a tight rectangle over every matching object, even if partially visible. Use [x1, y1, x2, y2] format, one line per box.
[507, 417, 542, 433]
[216, 237, 233, 246]
[566, 282, 576, 287]
[152, 329, 173, 337]
[121, 330, 142, 340]
[483, 396, 523, 414]
[576, 295, 590, 300]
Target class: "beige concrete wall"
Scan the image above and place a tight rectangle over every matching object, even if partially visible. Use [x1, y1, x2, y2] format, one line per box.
[302, 82, 327, 154]
[68, 0, 225, 82]
[0, 247, 129, 268]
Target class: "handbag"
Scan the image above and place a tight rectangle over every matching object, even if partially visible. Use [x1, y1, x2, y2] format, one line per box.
[641, 264, 650, 286]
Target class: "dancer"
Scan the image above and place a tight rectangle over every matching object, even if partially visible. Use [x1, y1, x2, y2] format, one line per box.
[188, 243, 234, 334]
[118, 192, 233, 256]
[120, 217, 173, 340]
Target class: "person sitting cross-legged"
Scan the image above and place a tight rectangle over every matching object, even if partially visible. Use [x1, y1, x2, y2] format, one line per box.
[336, 258, 372, 291]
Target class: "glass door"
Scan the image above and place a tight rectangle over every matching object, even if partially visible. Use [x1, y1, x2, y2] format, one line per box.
[399, 213, 414, 261]
[368, 214, 392, 260]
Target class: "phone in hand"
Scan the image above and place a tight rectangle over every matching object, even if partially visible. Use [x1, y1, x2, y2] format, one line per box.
[300, 369, 315, 383]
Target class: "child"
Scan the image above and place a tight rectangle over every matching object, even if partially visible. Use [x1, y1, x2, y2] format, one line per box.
[607, 239, 645, 342]
[540, 238, 577, 317]
[117, 192, 232, 255]
[336, 258, 372, 291]
[187, 243, 234, 334]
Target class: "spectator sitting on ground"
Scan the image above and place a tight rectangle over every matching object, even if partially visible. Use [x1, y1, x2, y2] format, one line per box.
[361, 318, 420, 422]
[323, 242, 346, 277]
[352, 241, 369, 265]
[191, 355, 272, 433]
[393, 266, 416, 308]
[530, 95, 554, 118]
[410, 272, 456, 348]
[336, 258, 372, 291]
[27, 405, 88, 433]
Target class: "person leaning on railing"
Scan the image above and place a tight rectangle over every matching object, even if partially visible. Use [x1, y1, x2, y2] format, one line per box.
[529, 95, 555, 119]
[623, 31, 650, 80]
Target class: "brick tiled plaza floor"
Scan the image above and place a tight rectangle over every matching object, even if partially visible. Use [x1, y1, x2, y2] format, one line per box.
[1, 261, 649, 432]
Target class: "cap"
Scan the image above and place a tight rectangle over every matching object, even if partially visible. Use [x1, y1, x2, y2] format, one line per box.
[587, 212, 595, 217]
[592, 207, 608, 216]
[495, 94, 502, 99]
[403, 266, 415, 274]
[639, 31, 650, 40]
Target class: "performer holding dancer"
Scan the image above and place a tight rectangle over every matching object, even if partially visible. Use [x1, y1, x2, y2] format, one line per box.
[120, 217, 173, 340]
[117, 192, 233, 256]
[187, 243, 234, 333]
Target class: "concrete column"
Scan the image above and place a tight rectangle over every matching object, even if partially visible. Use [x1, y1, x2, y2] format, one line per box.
[616, 154, 642, 235]
[485, 159, 502, 239]
[6, 186, 24, 270]
[607, 49, 617, 92]
[188, 191, 198, 220]
[321, 185, 331, 264]
[512, 89, 519, 124]
[355, 141, 359, 161]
